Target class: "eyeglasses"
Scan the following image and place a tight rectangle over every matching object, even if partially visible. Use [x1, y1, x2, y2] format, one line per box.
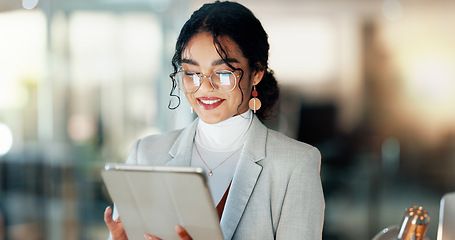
[172, 68, 241, 93]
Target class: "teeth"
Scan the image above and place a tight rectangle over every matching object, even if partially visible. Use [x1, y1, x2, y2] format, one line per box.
[200, 99, 222, 105]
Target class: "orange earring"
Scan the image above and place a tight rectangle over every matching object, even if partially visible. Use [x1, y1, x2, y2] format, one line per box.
[249, 85, 261, 113]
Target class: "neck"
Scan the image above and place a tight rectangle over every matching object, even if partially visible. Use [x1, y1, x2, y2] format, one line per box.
[195, 110, 253, 151]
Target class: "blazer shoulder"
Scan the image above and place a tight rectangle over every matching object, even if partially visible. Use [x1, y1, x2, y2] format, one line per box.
[127, 128, 185, 165]
[137, 128, 184, 148]
[265, 128, 321, 168]
[267, 129, 318, 153]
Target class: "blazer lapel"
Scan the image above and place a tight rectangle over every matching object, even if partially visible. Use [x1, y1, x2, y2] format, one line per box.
[220, 116, 267, 240]
[165, 119, 198, 167]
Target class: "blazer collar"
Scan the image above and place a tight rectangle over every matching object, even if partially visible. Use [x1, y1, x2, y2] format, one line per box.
[166, 119, 198, 167]
[166, 114, 267, 165]
[165, 115, 268, 239]
[239, 115, 267, 162]
[220, 116, 267, 240]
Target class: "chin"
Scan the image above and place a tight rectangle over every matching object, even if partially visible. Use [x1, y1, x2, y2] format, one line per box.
[200, 117, 222, 124]
[198, 113, 228, 124]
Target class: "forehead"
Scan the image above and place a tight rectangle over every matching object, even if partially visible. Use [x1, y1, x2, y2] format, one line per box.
[182, 32, 247, 64]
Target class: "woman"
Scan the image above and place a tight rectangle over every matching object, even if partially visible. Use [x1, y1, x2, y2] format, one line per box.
[104, 1, 325, 239]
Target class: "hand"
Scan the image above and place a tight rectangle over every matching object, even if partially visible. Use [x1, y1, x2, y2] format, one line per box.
[104, 206, 128, 240]
[144, 225, 192, 240]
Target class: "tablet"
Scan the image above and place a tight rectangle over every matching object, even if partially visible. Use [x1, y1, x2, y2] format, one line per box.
[101, 163, 223, 240]
[438, 192, 455, 240]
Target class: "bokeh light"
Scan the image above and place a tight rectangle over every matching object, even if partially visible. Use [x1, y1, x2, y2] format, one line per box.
[22, 0, 39, 10]
[67, 115, 98, 142]
[0, 122, 13, 155]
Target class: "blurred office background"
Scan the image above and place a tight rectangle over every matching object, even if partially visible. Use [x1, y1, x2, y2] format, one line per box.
[1, 0, 455, 239]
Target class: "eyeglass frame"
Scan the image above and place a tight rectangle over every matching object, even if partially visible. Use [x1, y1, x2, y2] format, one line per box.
[171, 67, 244, 94]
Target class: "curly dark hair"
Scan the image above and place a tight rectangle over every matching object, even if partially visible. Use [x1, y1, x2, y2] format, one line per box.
[168, 1, 279, 120]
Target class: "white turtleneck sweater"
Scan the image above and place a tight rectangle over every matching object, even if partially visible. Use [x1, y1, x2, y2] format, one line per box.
[191, 110, 254, 206]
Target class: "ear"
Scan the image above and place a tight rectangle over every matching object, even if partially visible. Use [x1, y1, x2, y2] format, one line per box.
[251, 65, 265, 86]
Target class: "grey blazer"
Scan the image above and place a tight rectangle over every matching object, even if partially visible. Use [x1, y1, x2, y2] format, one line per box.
[125, 115, 325, 240]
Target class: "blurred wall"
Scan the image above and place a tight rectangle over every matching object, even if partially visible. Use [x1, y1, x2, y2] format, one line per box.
[1, 0, 454, 239]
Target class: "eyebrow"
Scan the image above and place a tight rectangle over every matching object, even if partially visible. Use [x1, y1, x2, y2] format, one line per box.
[181, 58, 240, 66]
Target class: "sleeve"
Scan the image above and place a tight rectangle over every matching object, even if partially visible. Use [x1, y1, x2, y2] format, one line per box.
[125, 139, 140, 164]
[275, 147, 325, 240]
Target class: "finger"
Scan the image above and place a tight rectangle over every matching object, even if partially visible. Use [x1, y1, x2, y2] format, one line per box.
[144, 234, 162, 240]
[104, 207, 127, 239]
[104, 206, 121, 232]
[175, 225, 192, 240]
[104, 206, 114, 225]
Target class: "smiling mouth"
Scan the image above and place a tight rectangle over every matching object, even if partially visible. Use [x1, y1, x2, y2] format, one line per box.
[199, 99, 222, 104]
[197, 97, 225, 110]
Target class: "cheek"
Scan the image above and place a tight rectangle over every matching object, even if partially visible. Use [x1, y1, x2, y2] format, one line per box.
[239, 81, 253, 100]
[185, 93, 197, 104]
[228, 85, 252, 109]
[230, 87, 245, 101]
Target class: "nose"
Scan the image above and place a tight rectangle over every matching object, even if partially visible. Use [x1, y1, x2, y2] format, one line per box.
[198, 75, 215, 91]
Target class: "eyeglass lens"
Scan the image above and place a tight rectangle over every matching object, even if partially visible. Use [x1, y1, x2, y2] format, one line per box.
[176, 70, 236, 93]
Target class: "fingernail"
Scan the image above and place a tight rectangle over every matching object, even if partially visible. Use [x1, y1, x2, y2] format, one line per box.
[143, 234, 152, 240]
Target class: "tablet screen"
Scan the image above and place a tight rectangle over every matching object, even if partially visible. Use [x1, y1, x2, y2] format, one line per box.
[102, 164, 223, 240]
